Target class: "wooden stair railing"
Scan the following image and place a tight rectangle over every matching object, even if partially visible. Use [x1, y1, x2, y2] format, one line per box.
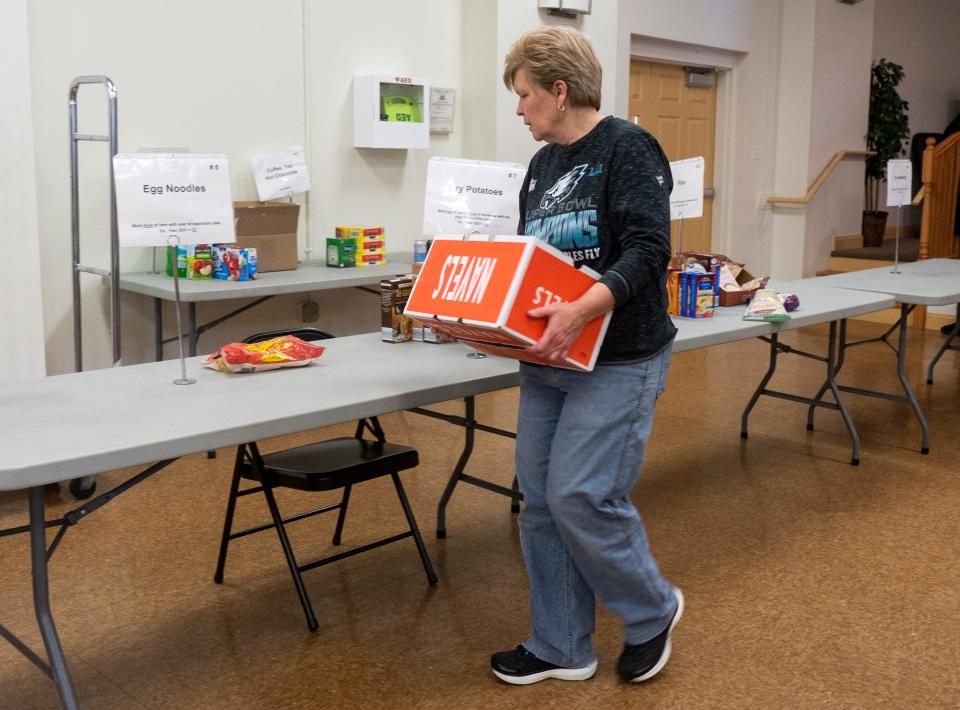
[767, 150, 875, 205]
[911, 185, 924, 206]
[919, 133, 960, 260]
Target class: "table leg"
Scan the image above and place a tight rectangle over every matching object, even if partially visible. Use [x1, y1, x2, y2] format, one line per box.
[893, 304, 930, 454]
[154, 298, 163, 362]
[926, 302, 960, 385]
[824, 320, 861, 466]
[740, 333, 779, 440]
[807, 319, 848, 431]
[741, 324, 861, 465]
[435, 396, 475, 539]
[29, 487, 78, 710]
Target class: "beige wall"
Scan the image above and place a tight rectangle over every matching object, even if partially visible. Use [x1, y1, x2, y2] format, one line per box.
[0, 0, 46, 382]
[802, 0, 875, 277]
[26, 0, 465, 374]
[18, 0, 942, 376]
[493, 0, 620, 168]
[617, 0, 783, 274]
[874, 0, 960, 135]
[874, 0, 960, 235]
[492, 0, 785, 274]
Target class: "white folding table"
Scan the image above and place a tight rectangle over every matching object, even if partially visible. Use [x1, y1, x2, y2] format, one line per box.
[671, 279, 894, 465]
[0, 335, 517, 710]
[808, 258, 960, 454]
[118, 255, 413, 359]
[0, 280, 894, 709]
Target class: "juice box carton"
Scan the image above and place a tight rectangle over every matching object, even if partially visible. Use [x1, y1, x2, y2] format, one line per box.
[185, 244, 213, 280]
[213, 246, 257, 281]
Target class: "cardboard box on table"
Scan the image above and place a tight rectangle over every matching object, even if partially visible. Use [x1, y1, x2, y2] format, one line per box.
[233, 201, 300, 272]
[718, 265, 768, 306]
[403, 235, 611, 371]
[670, 252, 768, 308]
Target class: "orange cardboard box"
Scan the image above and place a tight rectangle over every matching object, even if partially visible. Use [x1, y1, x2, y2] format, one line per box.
[403, 235, 611, 371]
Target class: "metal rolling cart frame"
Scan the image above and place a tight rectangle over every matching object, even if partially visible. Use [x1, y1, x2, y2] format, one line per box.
[68, 75, 119, 500]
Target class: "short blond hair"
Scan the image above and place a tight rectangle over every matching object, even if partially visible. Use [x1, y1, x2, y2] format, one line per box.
[503, 26, 602, 110]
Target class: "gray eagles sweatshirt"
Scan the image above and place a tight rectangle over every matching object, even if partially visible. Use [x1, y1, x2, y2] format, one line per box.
[519, 116, 677, 362]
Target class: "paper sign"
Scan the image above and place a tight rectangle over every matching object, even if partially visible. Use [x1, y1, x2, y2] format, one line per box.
[423, 157, 524, 235]
[251, 146, 311, 201]
[430, 88, 456, 133]
[886, 159, 912, 207]
[113, 153, 235, 247]
[669, 156, 705, 220]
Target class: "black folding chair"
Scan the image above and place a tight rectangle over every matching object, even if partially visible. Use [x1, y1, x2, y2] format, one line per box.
[213, 328, 437, 630]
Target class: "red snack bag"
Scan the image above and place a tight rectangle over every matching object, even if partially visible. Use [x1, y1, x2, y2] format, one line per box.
[203, 336, 326, 373]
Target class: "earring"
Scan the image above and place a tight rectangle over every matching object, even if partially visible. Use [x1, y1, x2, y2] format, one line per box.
[557, 103, 565, 112]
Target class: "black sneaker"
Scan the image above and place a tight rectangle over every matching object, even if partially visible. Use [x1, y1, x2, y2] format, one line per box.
[491, 645, 598, 685]
[617, 588, 685, 683]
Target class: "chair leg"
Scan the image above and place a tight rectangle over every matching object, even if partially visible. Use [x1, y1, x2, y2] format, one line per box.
[511, 475, 521, 514]
[214, 446, 246, 584]
[332, 484, 352, 546]
[261, 483, 319, 631]
[390, 473, 438, 585]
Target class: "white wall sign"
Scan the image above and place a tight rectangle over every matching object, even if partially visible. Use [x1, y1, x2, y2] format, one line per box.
[669, 156, 705, 220]
[251, 146, 311, 201]
[886, 159, 912, 207]
[430, 87, 456, 134]
[114, 153, 235, 247]
[423, 156, 524, 235]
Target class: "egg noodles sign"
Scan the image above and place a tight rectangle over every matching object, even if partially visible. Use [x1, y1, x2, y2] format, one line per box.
[422, 157, 525, 236]
[113, 153, 236, 247]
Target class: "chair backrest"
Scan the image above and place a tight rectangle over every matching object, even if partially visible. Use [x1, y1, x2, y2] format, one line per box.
[242, 328, 335, 345]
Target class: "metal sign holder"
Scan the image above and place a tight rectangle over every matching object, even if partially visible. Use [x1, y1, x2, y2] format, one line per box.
[675, 214, 685, 258]
[166, 237, 196, 385]
[891, 204, 903, 274]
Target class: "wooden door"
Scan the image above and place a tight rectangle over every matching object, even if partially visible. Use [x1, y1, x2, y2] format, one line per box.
[629, 60, 717, 254]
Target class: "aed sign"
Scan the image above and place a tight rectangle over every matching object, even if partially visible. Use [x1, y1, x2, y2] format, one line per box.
[404, 235, 611, 371]
[113, 153, 235, 247]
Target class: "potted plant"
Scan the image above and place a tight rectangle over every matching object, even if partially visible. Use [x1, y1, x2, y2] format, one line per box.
[863, 58, 910, 247]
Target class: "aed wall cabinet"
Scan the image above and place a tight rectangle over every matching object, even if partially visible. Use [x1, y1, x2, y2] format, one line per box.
[353, 75, 430, 149]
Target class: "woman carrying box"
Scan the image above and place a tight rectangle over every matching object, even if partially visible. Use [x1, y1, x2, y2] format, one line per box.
[491, 25, 681, 686]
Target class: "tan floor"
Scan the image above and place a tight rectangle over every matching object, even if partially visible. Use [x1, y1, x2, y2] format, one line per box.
[1, 321, 958, 709]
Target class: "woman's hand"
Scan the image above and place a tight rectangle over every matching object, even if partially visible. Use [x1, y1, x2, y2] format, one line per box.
[526, 282, 615, 364]
[526, 302, 589, 363]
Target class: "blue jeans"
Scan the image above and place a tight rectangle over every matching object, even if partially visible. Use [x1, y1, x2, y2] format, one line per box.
[515, 344, 676, 668]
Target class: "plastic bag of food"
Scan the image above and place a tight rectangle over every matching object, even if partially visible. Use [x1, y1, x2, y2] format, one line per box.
[743, 289, 791, 322]
[203, 335, 326, 373]
[718, 264, 741, 291]
[739, 277, 766, 291]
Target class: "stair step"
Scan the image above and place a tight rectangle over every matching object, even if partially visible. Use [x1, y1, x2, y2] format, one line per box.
[832, 234, 863, 250]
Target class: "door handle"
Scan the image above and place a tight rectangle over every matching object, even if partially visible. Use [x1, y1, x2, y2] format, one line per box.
[704, 187, 715, 198]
